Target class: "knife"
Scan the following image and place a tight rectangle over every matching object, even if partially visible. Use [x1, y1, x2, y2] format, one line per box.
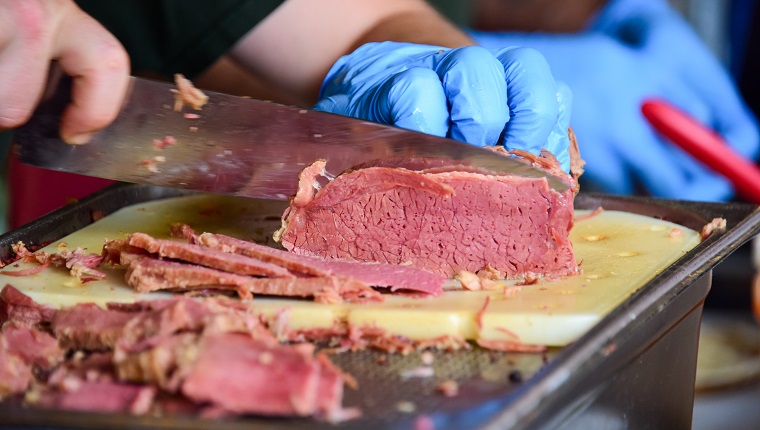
[13, 75, 568, 200]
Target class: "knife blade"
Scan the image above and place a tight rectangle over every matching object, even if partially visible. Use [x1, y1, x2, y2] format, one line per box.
[13, 75, 568, 200]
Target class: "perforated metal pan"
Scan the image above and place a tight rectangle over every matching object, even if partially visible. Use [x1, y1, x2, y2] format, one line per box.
[0, 184, 758, 430]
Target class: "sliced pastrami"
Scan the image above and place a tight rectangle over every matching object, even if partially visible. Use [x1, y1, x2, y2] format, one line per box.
[52, 303, 136, 351]
[0, 348, 32, 398]
[197, 233, 444, 296]
[1, 323, 63, 370]
[114, 332, 198, 392]
[125, 257, 253, 300]
[181, 333, 325, 416]
[125, 257, 381, 303]
[127, 233, 293, 278]
[0, 284, 57, 326]
[35, 381, 156, 415]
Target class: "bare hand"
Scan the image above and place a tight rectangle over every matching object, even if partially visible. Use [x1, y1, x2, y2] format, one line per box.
[0, 0, 129, 143]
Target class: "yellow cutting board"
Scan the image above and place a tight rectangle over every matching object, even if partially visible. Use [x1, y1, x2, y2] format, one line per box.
[0, 194, 700, 347]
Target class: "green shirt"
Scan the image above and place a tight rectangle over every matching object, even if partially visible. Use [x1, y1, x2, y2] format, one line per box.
[427, 0, 472, 27]
[76, 0, 285, 80]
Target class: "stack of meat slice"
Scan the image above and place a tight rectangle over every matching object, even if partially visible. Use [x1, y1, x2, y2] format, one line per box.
[0, 285, 356, 420]
[102, 227, 446, 303]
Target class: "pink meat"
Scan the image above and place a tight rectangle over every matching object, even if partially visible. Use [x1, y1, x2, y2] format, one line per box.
[52, 303, 136, 350]
[125, 257, 381, 303]
[197, 233, 444, 296]
[0, 348, 32, 398]
[125, 257, 253, 299]
[36, 381, 156, 415]
[0, 284, 57, 326]
[1, 323, 63, 369]
[127, 233, 293, 278]
[116, 298, 211, 349]
[0, 285, 352, 419]
[181, 333, 330, 416]
[47, 352, 116, 386]
[276, 164, 579, 278]
[35, 248, 106, 281]
[115, 333, 199, 391]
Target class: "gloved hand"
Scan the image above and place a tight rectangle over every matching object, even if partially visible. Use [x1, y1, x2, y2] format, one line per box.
[314, 41, 572, 172]
[471, 0, 760, 201]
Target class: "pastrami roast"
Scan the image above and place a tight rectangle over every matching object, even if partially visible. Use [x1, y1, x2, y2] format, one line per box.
[275, 151, 581, 279]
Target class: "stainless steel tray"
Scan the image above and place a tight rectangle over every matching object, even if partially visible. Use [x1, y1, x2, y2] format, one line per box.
[0, 184, 758, 430]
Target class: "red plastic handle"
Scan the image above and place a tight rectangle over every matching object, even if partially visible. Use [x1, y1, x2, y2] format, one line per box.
[642, 98, 760, 204]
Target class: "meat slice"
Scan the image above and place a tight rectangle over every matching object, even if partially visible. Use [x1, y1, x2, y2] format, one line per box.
[112, 297, 277, 391]
[1, 323, 63, 370]
[125, 257, 381, 303]
[181, 333, 329, 416]
[0, 313, 63, 398]
[52, 303, 136, 351]
[115, 332, 199, 391]
[275, 158, 579, 279]
[35, 381, 156, 415]
[197, 233, 445, 296]
[127, 233, 293, 278]
[101, 239, 149, 265]
[116, 298, 211, 349]
[34, 248, 107, 281]
[0, 284, 57, 326]
[47, 352, 116, 386]
[124, 257, 247, 299]
[0, 348, 32, 398]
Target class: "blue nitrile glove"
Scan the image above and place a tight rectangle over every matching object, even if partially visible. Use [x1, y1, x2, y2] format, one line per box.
[314, 41, 572, 172]
[471, 0, 760, 201]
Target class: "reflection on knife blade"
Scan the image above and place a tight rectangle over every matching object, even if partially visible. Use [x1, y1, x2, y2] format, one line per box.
[13, 75, 570, 201]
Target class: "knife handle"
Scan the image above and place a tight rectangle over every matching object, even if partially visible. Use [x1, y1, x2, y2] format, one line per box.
[641, 98, 760, 205]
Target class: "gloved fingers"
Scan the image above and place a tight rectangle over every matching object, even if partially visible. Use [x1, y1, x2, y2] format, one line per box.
[0, 1, 55, 130]
[491, 47, 559, 155]
[432, 46, 508, 146]
[544, 81, 572, 172]
[621, 117, 712, 199]
[657, 76, 713, 128]
[655, 115, 736, 201]
[680, 56, 760, 160]
[663, 143, 734, 201]
[716, 105, 760, 161]
[52, 5, 130, 144]
[313, 94, 351, 116]
[374, 68, 450, 137]
[655, 78, 757, 199]
[314, 68, 451, 138]
[677, 171, 734, 202]
[590, 0, 676, 40]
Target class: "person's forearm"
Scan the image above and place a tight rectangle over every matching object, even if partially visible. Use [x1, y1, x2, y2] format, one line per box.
[353, 8, 474, 51]
[228, 0, 473, 107]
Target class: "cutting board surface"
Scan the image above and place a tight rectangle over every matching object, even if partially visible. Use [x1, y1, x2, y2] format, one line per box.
[0, 195, 701, 346]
